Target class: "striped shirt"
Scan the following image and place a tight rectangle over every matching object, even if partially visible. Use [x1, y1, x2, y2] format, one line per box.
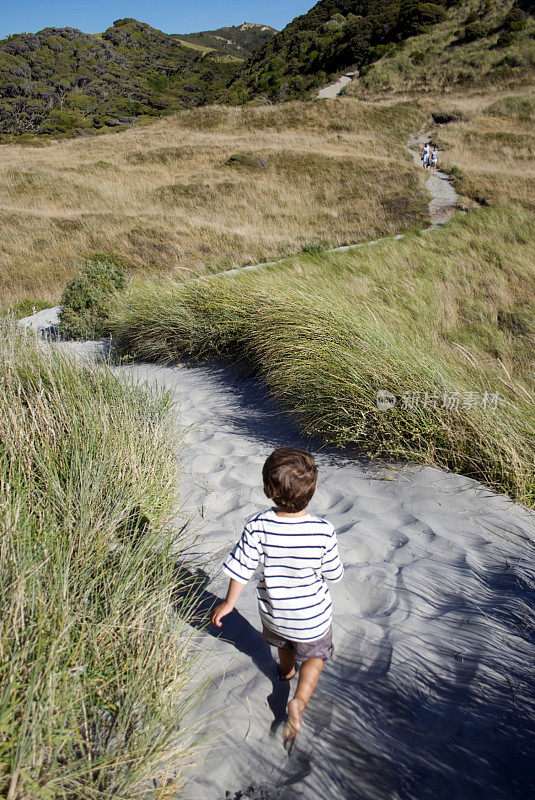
[222, 508, 344, 642]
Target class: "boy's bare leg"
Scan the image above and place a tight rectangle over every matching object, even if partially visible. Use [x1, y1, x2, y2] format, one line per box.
[285, 657, 324, 739]
[278, 648, 296, 680]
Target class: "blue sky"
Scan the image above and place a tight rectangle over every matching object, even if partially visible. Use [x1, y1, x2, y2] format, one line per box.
[1, 1, 313, 39]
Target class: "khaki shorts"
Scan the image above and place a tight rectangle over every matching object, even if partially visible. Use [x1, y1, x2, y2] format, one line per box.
[262, 624, 334, 662]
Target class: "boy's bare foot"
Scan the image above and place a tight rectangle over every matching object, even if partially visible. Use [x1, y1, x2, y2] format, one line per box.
[284, 698, 305, 741]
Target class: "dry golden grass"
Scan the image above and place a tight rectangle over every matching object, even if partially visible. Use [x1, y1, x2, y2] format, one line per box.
[430, 90, 535, 211]
[0, 99, 429, 307]
[371, 85, 535, 212]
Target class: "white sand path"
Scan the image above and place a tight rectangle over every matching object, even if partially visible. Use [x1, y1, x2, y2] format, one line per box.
[16, 306, 535, 800]
[407, 127, 458, 227]
[126, 362, 534, 800]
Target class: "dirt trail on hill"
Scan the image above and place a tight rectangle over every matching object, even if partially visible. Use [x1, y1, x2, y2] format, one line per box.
[18, 308, 535, 800]
[407, 127, 458, 226]
[316, 71, 358, 99]
[317, 74, 457, 227]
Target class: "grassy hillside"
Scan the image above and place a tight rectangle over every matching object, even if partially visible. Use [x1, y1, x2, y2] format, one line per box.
[108, 88, 535, 506]
[434, 90, 535, 212]
[0, 98, 429, 308]
[346, 0, 535, 95]
[0, 18, 241, 137]
[0, 325, 202, 797]
[176, 22, 277, 59]
[227, 0, 534, 102]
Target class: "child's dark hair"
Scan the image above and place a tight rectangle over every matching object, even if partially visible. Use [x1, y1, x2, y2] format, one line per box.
[262, 447, 318, 513]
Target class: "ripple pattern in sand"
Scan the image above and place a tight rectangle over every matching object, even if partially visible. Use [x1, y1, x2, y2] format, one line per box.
[119, 361, 535, 800]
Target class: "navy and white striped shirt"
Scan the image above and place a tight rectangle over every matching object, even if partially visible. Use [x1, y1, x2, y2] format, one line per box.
[223, 508, 344, 642]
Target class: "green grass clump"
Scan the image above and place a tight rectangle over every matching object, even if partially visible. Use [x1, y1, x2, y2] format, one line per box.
[59, 257, 127, 339]
[0, 324, 201, 798]
[109, 207, 534, 507]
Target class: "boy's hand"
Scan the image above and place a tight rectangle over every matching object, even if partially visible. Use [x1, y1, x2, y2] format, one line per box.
[210, 601, 234, 627]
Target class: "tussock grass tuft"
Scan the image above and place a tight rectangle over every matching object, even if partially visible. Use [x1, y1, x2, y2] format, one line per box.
[0, 324, 202, 799]
[109, 207, 534, 507]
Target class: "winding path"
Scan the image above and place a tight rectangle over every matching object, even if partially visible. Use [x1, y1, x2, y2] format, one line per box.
[210, 123, 457, 282]
[17, 122, 534, 800]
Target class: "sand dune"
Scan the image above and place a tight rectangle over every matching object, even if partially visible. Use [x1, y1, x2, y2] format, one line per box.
[118, 361, 535, 800]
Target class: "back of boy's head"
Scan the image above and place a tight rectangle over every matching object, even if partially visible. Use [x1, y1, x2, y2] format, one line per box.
[262, 447, 318, 513]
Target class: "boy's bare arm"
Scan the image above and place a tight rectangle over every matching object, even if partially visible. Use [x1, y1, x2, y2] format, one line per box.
[210, 579, 245, 627]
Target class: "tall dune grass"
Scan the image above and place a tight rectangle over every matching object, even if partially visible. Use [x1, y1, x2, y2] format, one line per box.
[0, 324, 202, 799]
[109, 207, 534, 507]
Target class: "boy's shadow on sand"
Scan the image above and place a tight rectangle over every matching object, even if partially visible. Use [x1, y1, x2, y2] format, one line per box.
[174, 565, 290, 733]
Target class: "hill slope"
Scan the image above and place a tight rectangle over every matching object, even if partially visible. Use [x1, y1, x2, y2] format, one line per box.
[0, 18, 241, 136]
[176, 22, 277, 59]
[346, 0, 535, 95]
[227, 0, 534, 102]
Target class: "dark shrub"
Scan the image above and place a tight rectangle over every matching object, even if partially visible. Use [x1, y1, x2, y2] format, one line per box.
[38, 109, 86, 134]
[496, 31, 516, 48]
[59, 258, 127, 340]
[464, 22, 489, 42]
[301, 243, 326, 256]
[226, 154, 268, 168]
[397, 2, 447, 37]
[503, 8, 527, 32]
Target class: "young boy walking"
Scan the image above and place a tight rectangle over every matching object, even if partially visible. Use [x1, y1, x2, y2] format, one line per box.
[211, 446, 344, 741]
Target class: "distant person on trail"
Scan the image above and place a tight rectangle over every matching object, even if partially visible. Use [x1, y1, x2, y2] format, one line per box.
[210, 446, 344, 743]
[422, 142, 431, 169]
[430, 146, 438, 171]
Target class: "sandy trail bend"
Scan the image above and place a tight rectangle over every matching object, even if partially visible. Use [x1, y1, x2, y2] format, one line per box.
[18, 310, 535, 799]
